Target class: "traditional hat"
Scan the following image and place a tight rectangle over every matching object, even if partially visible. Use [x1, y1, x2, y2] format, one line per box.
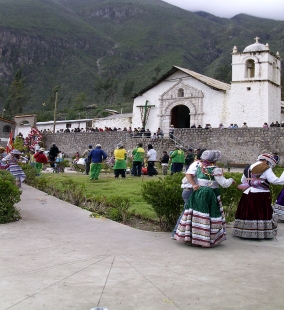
[257, 153, 278, 167]
[201, 150, 221, 162]
[96, 144, 101, 147]
[117, 143, 123, 149]
[40, 148, 45, 151]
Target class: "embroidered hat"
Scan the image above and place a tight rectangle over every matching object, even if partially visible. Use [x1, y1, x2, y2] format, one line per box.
[201, 150, 221, 162]
[257, 153, 278, 167]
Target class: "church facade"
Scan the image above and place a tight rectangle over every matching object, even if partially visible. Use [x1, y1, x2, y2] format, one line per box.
[132, 37, 282, 135]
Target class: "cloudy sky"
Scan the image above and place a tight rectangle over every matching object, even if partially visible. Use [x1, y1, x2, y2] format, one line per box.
[162, 0, 284, 20]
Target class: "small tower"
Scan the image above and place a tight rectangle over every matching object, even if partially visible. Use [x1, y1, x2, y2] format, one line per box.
[230, 37, 281, 126]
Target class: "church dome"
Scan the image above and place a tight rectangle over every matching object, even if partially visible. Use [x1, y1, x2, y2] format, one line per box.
[243, 37, 268, 52]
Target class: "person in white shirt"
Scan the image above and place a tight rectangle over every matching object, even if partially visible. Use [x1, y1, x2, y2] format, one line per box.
[233, 152, 284, 239]
[146, 144, 157, 176]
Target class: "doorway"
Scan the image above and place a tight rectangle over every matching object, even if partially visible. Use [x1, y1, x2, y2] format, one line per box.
[170, 105, 190, 128]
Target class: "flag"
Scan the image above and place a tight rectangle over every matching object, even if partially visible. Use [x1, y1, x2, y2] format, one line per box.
[6, 131, 14, 154]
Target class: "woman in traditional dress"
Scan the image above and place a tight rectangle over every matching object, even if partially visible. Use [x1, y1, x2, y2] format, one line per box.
[233, 152, 284, 239]
[113, 143, 127, 178]
[174, 150, 235, 247]
[2, 149, 26, 187]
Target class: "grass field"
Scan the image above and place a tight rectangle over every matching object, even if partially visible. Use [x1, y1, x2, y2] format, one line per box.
[40, 171, 161, 221]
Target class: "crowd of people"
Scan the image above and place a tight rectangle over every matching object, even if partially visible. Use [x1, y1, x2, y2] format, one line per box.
[2, 136, 284, 250]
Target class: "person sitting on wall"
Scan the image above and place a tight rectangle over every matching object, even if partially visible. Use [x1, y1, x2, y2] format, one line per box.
[156, 128, 164, 138]
[144, 129, 151, 138]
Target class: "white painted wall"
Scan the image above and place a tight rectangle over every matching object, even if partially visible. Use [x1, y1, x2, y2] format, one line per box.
[17, 119, 92, 138]
[92, 113, 132, 129]
[133, 71, 231, 134]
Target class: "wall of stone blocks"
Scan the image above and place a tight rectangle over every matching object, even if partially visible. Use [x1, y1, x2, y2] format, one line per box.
[42, 128, 284, 165]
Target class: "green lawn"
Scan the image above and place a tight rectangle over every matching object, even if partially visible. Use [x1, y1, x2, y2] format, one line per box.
[40, 171, 160, 221]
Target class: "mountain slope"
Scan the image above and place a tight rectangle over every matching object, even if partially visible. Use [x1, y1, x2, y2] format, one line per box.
[0, 0, 283, 119]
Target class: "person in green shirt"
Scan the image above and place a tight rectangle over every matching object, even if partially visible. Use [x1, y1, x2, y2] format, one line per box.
[170, 146, 185, 173]
[113, 143, 127, 178]
[132, 143, 145, 176]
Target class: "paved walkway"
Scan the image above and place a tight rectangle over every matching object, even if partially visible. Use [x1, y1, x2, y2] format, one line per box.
[1, 184, 284, 310]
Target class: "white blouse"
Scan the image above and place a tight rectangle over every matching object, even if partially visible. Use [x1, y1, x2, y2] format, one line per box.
[242, 161, 284, 194]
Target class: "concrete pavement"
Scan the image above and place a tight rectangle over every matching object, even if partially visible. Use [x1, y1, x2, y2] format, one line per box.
[1, 184, 284, 310]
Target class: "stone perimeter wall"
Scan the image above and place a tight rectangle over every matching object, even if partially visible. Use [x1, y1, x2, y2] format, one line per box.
[43, 128, 284, 165]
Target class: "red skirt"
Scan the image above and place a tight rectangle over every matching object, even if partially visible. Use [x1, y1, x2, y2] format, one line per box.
[233, 191, 277, 239]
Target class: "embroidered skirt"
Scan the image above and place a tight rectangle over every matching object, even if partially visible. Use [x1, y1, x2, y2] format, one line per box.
[274, 188, 284, 220]
[233, 191, 277, 239]
[174, 187, 226, 248]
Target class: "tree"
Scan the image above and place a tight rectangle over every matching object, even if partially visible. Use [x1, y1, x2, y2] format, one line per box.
[122, 79, 135, 102]
[5, 68, 31, 115]
[74, 92, 88, 110]
[94, 75, 118, 105]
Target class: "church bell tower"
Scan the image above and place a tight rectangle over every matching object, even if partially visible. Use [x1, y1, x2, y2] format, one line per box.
[230, 37, 281, 126]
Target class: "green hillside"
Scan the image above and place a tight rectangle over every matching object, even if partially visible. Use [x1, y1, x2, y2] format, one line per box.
[0, 0, 283, 121]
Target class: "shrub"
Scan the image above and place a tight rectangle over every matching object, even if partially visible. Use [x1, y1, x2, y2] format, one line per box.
[220, 172, 242, 223]
[142, 173, 184, 231]
[0, 170, 21, 223]
[20, 163, 37, 186]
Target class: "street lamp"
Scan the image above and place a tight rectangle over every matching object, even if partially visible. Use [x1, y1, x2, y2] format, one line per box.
[2, 109, 5, 118]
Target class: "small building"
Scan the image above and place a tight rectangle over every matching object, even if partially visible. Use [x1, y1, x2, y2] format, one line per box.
[0, 117, 16, 147]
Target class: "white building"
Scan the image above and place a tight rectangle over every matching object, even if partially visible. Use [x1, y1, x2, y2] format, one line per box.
[17, 119, 93, 137]
[132, 37, 282, 135]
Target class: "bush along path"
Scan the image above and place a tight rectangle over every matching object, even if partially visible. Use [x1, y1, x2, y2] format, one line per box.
[0, 170, 21, 224]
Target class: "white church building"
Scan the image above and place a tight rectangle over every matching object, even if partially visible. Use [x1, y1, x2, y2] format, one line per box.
[131, 37, 282, 134]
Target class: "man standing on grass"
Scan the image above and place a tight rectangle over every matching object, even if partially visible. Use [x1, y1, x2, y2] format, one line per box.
[170, 146, 185, 174]
[132, 143, 145, 177]
[89, 144, 107, 180]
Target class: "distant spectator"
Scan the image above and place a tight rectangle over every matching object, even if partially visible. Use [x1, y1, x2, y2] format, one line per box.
[233, 124, 238, 128]
[144, 129, 151, 138]
[151, 133, 157, 141]
[169, 124, 174, 139]
[190, 124, 196, 128]
[185, 148, 194, 171]
[270, 122, 276, 127]
[160, 151, 170, 175]
[228, 123, 234, 128]
[156, 128, 164, 138]
[205, 124, 211, 129]
[263, 122, 269, 128]
[281, 122, 284, 128]
[242, 122, 248, 128]
[197, 125, 202, 129]
[275, 121, 281, 127]
[49, 143, 59, 167]
[219, 123, 224, 129]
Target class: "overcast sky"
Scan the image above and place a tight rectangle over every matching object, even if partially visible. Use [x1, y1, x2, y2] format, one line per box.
[162, 0, 284, 20]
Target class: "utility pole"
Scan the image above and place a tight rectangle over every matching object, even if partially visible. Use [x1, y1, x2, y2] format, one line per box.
[53, 92, 58, 133]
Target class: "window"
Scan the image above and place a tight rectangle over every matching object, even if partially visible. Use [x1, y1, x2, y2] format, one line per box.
[3, 125, 11, 133]
[246, 59, 255, 78]
[66, 123, 71, 128]
[178, 88, 184, 97]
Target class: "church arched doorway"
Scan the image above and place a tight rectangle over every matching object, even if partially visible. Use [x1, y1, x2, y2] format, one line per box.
[170, 105, 190, 128]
